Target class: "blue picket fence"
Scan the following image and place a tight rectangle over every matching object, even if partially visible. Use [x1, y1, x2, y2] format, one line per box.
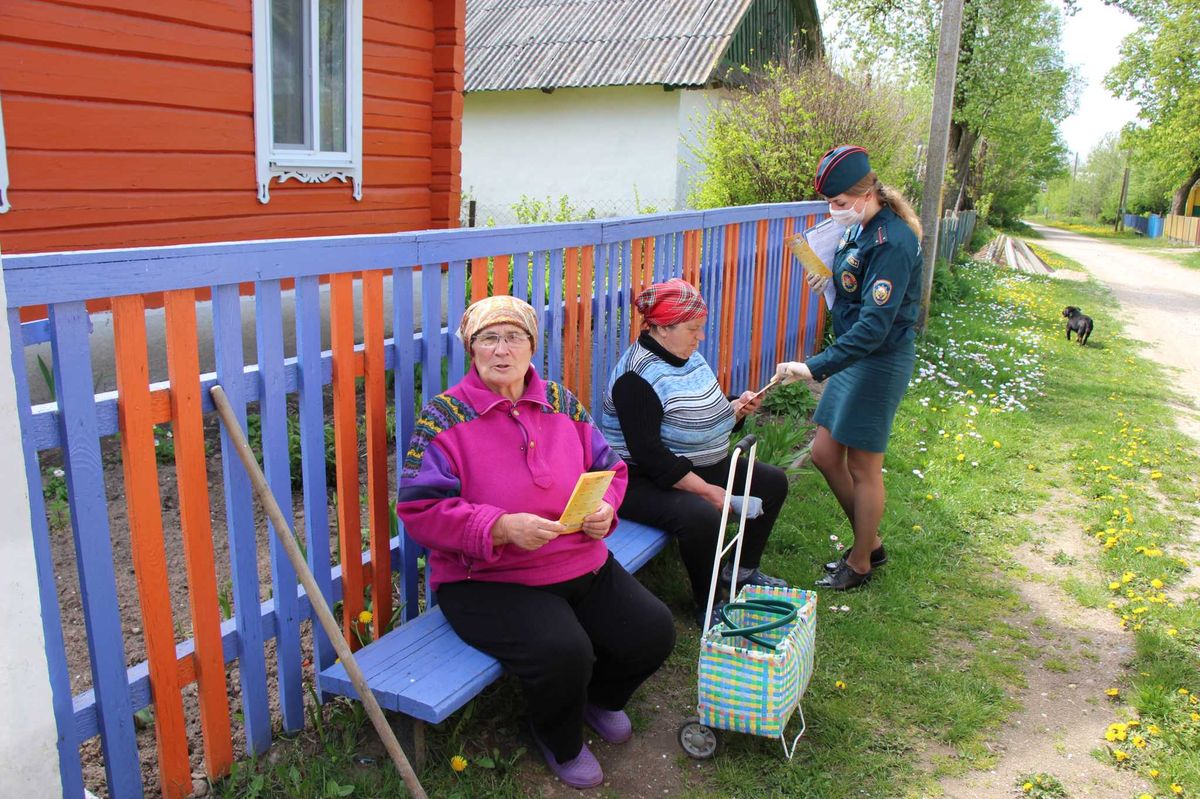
[1123, 213, 1164, 238]
[2, 201, 831, 798]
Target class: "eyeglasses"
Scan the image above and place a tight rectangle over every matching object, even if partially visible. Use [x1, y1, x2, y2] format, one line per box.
[472, 331, 531, 350]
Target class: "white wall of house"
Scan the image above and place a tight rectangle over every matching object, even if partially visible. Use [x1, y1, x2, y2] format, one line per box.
[462, 85, 720, 224]
[0, 266, 63, 797]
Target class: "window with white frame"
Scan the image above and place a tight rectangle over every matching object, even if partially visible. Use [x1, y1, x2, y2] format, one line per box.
[0, 94, 10, 214]
[253, 0, 363, 204]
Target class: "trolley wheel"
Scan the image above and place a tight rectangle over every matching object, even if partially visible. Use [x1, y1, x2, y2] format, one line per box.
[678, 717, 718, 759]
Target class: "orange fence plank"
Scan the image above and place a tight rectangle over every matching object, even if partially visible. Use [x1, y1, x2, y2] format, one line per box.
[162, 289, 233, 778]
[329, 273, 364, 646]
[564, 247, 580, 397]
[580, 246, 595, 406]
[493, 254, 511, 296]
[777, 218, 796, 361]
[362, 269, 391, 638]
[749, 220, 768, 388]
[470, 257, 489, 301]
[718, 224, 738, 389]
[111, 296, 191, 799]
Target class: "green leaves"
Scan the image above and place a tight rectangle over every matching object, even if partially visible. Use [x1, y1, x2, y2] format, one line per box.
[1105, 0, 1200, 210]
[689, 62, 926, 208]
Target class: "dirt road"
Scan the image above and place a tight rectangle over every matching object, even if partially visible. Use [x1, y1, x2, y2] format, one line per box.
[1027, 223, 1200, 441]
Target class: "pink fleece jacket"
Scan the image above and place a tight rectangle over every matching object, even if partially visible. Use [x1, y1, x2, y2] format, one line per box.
[395, 366, 628, 590]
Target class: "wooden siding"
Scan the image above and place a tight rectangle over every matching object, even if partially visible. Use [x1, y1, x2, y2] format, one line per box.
[0, 0, 464, 254]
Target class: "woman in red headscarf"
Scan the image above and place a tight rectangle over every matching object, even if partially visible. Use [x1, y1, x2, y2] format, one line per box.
[597, 279, 791, 628]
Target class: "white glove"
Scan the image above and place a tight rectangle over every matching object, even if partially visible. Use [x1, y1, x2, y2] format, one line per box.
[773, 361, 812, 385]
[806, 271, 831, 294]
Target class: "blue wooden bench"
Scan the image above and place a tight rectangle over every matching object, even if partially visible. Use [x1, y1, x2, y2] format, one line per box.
[317, 519, 670, 759]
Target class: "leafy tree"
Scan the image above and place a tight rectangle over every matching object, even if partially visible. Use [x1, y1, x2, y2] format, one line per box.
[831, 0, 1077, 222]
[1105, 0, 1200, 214]
[689, 61, 927, 208]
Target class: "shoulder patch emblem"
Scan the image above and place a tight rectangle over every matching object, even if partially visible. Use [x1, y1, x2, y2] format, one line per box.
[840, 271, 858, 293]
[871, 279, 893, 305]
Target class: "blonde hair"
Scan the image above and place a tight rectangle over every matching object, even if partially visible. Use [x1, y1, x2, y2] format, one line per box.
[842, 173, 923, 239]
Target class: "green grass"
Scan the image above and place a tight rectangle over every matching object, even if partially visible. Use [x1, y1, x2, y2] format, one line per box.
[212, 258, 1200, 798]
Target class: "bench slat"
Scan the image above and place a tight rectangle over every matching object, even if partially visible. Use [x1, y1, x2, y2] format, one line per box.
[317, 520, 669, 723]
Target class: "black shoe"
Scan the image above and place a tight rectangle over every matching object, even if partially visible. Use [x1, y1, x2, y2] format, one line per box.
[694, 600, 728, 630]
[719, 564, 789, 590]
[823, 545, 888, 573]
[815, 560, 872, 591]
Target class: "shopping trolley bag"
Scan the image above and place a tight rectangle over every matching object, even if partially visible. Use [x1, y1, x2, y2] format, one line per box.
[697, 585, 817, 753]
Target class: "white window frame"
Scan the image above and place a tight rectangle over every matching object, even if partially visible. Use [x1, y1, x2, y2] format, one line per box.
[252, 0, 363, 204]
[0, 93, 10, 213]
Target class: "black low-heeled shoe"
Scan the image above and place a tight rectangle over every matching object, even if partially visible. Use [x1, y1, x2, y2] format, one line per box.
[823, 545, 888, 573]
[815, 560, 872, 591]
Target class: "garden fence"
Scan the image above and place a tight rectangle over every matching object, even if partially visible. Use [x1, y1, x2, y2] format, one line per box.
[2, 201, 830, 799]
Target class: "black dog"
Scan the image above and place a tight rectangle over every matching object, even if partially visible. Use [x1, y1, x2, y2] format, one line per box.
[1062, 306, 1093, 345]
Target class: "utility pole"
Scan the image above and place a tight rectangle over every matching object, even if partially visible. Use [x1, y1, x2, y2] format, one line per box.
[1115, 162, 1130, 233]
[1068, 152, 1079, 217]
[916, 0, 966, 331]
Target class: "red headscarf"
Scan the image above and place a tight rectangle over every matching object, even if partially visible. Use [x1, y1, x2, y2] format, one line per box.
[633, 278, 707, 329]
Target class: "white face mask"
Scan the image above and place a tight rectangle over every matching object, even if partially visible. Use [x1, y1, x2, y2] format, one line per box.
[829, 197, 866, 228]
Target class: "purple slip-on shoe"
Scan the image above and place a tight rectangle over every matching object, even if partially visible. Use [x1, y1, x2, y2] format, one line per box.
[532, 727, 604, 789]
[583, 703, 632, 744]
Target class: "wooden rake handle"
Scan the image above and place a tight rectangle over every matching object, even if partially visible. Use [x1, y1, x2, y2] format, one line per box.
[209, 385, 428, 799]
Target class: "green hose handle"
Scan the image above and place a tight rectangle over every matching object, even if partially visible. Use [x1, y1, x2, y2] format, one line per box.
[717, 599, 798, 649]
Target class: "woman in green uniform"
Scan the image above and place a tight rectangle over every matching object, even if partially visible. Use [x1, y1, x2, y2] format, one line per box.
[774, 145, 923, 591]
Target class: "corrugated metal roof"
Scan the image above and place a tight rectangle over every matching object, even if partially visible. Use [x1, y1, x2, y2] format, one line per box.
[465, 0, 756, 92]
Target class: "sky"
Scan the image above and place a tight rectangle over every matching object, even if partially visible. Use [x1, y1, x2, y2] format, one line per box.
[1058, 0, 1143, 160]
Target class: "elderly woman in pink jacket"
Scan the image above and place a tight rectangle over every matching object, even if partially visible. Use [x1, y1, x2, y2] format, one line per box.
[396, 295, 675, 790]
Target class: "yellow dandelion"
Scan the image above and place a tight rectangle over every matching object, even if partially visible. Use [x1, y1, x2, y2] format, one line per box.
[926, 494, 934, 501]
[1171, 785, 1183, 795]
[835, 680, 846, 690]
[1106, 688, 1121, 697]
[450, 755, 468, 773]
[1167, 628, 1178, 636]
[1180, 688, 1191, 696]
[1151, 769, 1161, 777]
[956, 453, 965, 462]
[358, 610, 374, 625]
[1023, 783, 1033, 793]
[1150, 471, 1163, 480]
[992, 440, 1001, 448]
[1192, 712, 1199, 721]
[1141, 794, 1154, 799]
[1113, 748, 1129, 762]
[912, 524, 922, 531]
[1148, 724, 1161, 735]
[1109, 581, 1121, 590]
[1151, 578, 1164, 589]
[1132, 734, 1146, 748]
[1122, 572, 1135, 583]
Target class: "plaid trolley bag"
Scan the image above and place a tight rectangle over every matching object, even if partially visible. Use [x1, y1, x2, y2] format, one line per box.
[678, 436, 818, 760]
[695, 586, 816, 757]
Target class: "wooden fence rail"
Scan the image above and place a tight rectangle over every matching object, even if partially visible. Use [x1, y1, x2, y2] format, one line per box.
[3, 202, 829, 798]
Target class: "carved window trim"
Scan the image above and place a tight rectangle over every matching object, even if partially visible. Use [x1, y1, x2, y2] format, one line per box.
[0, 93, 10, 214]
[252, 0, 363, 204]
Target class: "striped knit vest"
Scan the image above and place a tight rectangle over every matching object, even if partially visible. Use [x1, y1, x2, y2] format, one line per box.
[598, 341, 735, 468]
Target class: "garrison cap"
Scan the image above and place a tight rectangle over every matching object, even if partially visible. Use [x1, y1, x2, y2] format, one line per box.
[813, 145, 871, 197]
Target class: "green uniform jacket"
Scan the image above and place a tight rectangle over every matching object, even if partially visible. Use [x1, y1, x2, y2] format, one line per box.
[806, 206, 922, 382]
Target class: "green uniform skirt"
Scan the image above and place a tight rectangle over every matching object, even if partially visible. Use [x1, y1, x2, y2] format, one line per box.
[813, 343, 916, 453]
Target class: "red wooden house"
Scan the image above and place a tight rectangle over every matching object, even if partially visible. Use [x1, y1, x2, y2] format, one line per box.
[0, 0, 465, 254]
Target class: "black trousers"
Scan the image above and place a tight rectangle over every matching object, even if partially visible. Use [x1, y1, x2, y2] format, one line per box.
[436, 554, 675, 763]
[618, 455, 789, 606]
